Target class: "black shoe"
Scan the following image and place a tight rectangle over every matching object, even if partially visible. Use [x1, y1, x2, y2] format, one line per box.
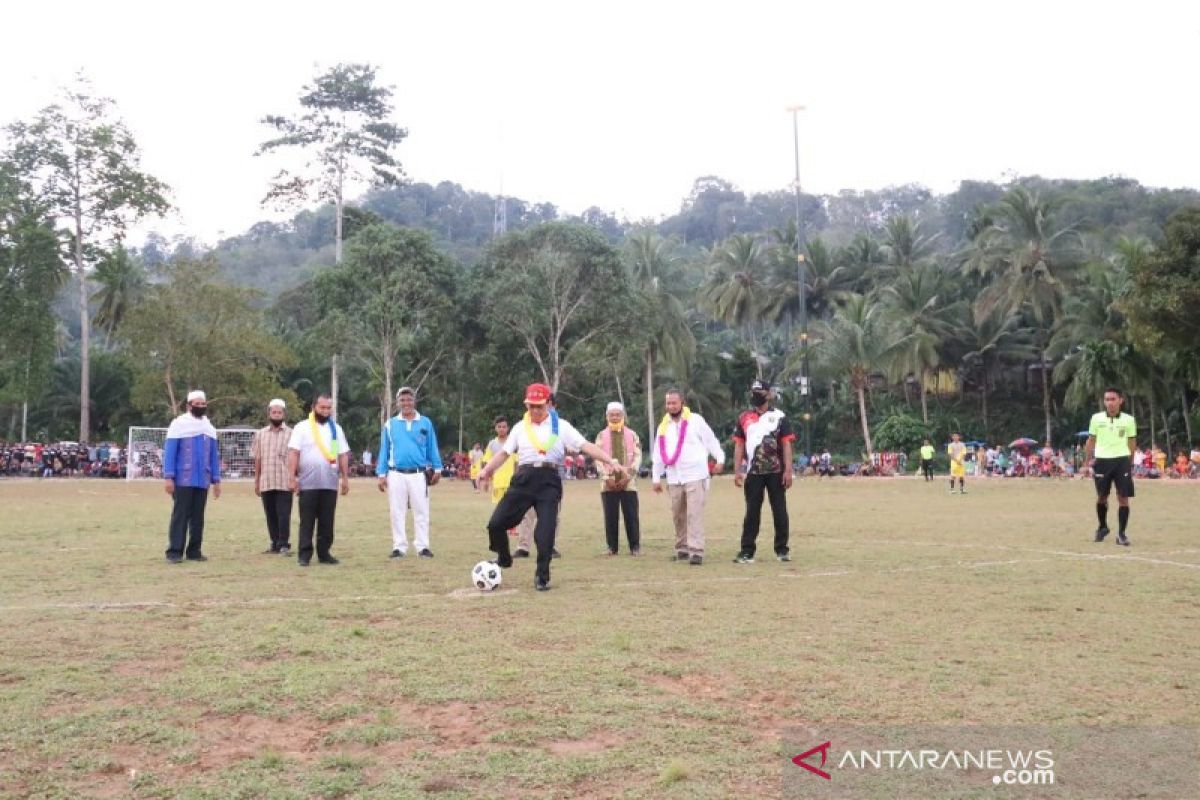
[496, 555, 513, 568]
[185, 555, 208, 562]
[1094, 527, 1110, 542]
[629, 549, 642, 556]
[279, 546, 291, 556]
[418, 548, 433, 558]
[776, 552, 792, 563]
[263, 547, 280, 555]
[298, 559, 310, 567]
[733, 552, 754, 565]
[514, 549, 530, 558]
[318, 556, 340, 565]
[607, 549, 618, 556]
[551, 548, 562, 559]
[1116, 533, 1131, 547]
[390, 549, 404, 559]
[166, 554, 182, 564]
[689, 554, 703, 566]
[535, 575, 550, 591]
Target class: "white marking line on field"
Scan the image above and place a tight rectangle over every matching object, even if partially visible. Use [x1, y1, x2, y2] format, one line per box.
[0, 593, 442, 612]
[818, 537, 1200, 571]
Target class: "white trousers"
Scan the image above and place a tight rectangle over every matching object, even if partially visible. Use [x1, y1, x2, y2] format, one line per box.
[387, 471, 430, 552]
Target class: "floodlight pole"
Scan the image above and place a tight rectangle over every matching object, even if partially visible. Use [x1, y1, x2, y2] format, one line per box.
[788, 105, 812, 458]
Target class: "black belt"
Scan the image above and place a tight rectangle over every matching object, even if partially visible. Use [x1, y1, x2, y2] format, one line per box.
[518, 462, 560, 472]
[390, 467, 423, 474]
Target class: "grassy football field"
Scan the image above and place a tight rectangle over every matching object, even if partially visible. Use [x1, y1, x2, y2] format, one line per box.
[1, 475, 1197, 798]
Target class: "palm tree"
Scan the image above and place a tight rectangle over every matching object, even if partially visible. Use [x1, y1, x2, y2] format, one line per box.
[625, 231, 696, 438]
[880, 215, 941, 271]
[765, 236, 859, 325]
[703, 233, 771, 361]
[958, 306, 1036, 440]
[91, 245, 147, 343]
[966, 187, 1084, 444]
[879, 262, 961, 423]
[808, 293, 893, 457]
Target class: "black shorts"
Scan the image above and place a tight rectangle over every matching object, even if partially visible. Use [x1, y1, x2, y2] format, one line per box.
[1094, 457, 1135, 498]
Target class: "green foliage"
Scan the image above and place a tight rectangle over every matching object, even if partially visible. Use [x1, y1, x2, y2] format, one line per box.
[1127, 208, 1200, 354]
[121, 258, 297, 424]
[873, 413, 930, 455]
[313, 223, 457, 423]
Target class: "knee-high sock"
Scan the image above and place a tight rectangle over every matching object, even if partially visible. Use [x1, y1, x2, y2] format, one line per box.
[1118, 506, 1130, 535]
[1096, 502, 1108, 529]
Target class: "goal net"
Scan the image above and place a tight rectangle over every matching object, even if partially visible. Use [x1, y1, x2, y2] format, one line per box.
[126, 426, 259, 481]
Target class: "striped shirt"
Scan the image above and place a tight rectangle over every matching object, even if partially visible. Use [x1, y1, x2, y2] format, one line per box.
[253, 424, 292, 492]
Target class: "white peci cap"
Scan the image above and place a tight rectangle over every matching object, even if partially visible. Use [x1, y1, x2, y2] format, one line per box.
[186, 390, 206, 403]
[606, 402, 625, 415]
[268, 398, 286, 409]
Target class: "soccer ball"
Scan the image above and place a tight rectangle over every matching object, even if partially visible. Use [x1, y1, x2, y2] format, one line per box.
[472, 560, 502, 591]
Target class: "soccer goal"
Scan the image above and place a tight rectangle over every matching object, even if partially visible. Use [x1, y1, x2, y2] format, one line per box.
[126, 426, 259, 481]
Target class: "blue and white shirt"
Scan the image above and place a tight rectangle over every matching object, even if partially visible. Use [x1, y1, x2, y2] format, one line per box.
[377, 412, 443, 475]
[163, 414, 221, 489]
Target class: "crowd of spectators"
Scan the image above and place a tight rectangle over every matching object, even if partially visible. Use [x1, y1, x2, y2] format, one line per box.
[1, 441, 126, 478]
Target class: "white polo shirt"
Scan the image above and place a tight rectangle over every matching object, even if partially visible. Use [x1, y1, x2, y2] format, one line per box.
[504, 414, 587, 466]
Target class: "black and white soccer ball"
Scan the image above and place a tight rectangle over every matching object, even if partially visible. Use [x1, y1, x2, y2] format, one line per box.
[472, 560, 502, 591]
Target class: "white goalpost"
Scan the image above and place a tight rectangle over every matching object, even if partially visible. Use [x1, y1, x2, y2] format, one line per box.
[126, 427, 259, 481]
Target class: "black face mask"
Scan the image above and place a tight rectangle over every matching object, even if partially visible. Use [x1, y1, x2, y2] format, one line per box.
[270, 418, 284, 427]
[751, 391, 769, 407]
[313, 412, 330, 424]
[190, 405, 206, 418]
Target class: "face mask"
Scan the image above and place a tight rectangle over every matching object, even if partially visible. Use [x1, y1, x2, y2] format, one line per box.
[270, 418, 283, 427]
[313, 412, 330, 424]
[751, 391, 768, 406]
[190, 406, 206, 418]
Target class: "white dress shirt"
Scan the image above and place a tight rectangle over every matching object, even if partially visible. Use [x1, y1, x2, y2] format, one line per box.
[651, 412, 724, 485]
[504, 414, 587, 466]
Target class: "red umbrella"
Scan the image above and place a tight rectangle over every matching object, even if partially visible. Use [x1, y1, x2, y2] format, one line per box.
[1009, 437, 1038, 449]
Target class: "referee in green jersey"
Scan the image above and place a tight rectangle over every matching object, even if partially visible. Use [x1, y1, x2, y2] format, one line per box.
[1084, 387, 1138, 546]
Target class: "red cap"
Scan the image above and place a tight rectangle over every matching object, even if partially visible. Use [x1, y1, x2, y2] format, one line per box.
[524, 383, 552, 405]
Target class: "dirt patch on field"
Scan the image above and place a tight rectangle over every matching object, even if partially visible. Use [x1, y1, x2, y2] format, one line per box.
[188, 711, 325, 770]
[645, 671, 729, 700]
[544, 730, 625, 755]
[112, 654, 185, 677]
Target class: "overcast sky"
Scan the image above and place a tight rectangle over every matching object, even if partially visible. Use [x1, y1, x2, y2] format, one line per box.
[3, 0, 1197, 244]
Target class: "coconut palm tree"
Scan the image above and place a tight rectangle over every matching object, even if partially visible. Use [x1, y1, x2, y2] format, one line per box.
[966, 187, 1085, 444]
[91, 245, 147, 343]
[703, 233, 771, 360]
[808, 293, 893, 457]
[958, 306, 1037, 439]
[625, 231, 696, 438]
[879, 262, 962, 423]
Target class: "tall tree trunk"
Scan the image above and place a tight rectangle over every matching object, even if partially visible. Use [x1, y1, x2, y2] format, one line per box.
[331, 354, 340, 419]
[857, 383, 874, 457]
[76, 206, 90, 443]
[1182, 389, 1193, 447]
[645, 349, 655, 446]
[382, 336, 393, 428]
[919, 371, 929, 424]
[1161, 408, 1171, 454]
[331, 165, 344, 417]
[457, 383, 465, 453]
[980, 370, 990, 442]
[1039, 343, 1051, 445]
[1148, 392, 1156, 449]
[21, 359, 31, 442]
[614, 365, 625, 407]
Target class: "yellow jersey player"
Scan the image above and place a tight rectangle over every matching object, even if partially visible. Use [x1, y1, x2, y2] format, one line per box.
[947, 432, 967, 494]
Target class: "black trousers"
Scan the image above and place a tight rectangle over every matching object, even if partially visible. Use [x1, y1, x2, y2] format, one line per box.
[601, 490, 640, 552]
[486, 467, 562, 581]
[298, 489, 337, 561]
[739, 471, 790, 557]
[261, 490, 293, 550]
[921, 459, 934, 480]
[166, 486, 208, 559]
